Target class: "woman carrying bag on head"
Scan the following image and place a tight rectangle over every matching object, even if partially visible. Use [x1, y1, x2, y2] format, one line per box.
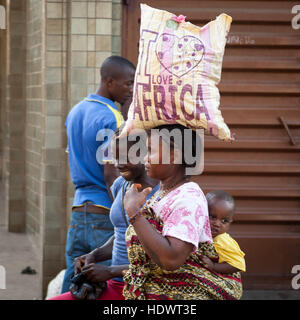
[122, 124, 243, 300]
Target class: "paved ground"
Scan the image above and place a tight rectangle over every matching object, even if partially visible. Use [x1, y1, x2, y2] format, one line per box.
[0, 226, 42, 300]
[0, 226, 299, 300]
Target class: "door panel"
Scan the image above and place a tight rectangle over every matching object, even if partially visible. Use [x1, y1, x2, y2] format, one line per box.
[122, 0, 300, 289]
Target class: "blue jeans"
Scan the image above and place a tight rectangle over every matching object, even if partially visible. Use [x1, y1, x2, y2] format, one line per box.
[61, 208, 114, 293]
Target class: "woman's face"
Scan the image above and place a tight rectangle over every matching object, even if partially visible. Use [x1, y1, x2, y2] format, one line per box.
[144, 132, 177, 180]
[114, 141, 144, 182]
[116, 162, 144, 181]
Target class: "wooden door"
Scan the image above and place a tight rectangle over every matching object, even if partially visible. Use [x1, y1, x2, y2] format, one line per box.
[122, 0, 300, 290]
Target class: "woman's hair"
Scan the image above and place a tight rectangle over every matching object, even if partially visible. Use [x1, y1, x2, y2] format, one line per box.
[151, 124, 202, 169]
[113, 124, 145, 150]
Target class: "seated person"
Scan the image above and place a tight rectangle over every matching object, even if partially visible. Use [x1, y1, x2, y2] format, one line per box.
[49, 129, 159, 300]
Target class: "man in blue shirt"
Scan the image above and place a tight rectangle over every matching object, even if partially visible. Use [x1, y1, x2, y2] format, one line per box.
[61, 56, 135, 293]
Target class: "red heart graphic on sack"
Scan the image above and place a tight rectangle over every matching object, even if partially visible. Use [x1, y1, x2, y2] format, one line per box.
[156, 33, 205, 78]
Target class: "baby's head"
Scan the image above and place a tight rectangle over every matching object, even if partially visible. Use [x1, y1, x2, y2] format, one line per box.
[206, 190, 235, 238]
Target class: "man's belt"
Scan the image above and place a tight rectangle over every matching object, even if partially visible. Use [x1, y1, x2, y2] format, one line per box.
[73, 205, 109, 215]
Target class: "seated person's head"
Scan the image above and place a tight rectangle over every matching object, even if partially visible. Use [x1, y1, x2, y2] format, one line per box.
[206, 190, 235, 238]
[111, 126, 146, 182]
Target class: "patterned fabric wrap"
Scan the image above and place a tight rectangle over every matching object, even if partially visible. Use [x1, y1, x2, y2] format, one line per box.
[123, 206, 243, 300]
[121, 4, 233, 141]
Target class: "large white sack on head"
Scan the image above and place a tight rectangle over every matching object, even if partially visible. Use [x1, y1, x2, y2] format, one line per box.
[122, 4, 233, 141]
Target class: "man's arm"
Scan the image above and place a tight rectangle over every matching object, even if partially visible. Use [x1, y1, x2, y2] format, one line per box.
[104, 163, 119, 200]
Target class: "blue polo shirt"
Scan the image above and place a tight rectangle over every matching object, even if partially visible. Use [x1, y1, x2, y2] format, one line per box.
[65, 94, 123, 209]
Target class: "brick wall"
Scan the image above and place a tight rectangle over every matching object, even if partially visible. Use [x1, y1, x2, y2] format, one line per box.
[2, 0, 27, 232]
[0, 0, 122, 297]
[26, 0, 44, 249]
[41, 0, 69, 294]
[0, 0, 6, 227]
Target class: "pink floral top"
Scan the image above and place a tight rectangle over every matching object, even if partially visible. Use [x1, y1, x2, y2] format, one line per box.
[152, 182, 212, 251]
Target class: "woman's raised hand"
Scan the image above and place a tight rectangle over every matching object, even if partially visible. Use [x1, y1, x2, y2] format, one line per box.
[124, 183, 152, 218]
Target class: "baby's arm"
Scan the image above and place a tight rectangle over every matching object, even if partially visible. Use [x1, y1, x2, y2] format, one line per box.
[200, 255, 240, 274]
